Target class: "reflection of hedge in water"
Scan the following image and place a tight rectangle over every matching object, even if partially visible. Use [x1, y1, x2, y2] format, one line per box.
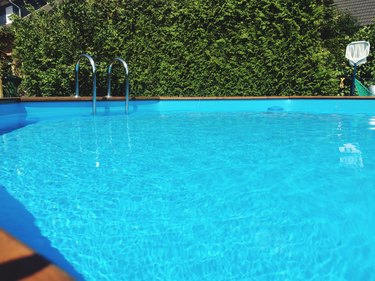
[10, 0, 362, 97]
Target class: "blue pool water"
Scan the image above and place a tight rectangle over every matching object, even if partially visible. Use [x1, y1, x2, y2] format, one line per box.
[1, 100, 375, 280]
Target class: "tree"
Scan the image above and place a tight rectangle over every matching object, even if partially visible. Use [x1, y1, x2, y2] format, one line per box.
[0, 26, 13, 80]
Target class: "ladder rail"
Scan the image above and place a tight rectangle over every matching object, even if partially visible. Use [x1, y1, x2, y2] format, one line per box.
[75, 54, 97, 114]
[106, 57, 130, 113]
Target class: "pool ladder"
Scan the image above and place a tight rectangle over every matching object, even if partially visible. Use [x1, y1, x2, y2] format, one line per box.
[74, 54, 130, 114]
[106, 58, 130, 113]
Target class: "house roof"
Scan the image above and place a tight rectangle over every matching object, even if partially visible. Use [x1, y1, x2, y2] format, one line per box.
[334, 0, 375, 26]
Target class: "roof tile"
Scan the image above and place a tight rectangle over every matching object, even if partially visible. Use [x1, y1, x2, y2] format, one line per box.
[335, 0, 375, 25]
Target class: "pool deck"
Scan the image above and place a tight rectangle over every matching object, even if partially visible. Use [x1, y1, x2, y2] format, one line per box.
[0, 229, 73, 281]
[1, 95, 375, 103]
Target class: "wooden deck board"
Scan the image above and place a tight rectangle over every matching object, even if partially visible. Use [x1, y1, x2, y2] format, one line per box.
[2, 95, 375, 104]
[0, 229, 74, 281]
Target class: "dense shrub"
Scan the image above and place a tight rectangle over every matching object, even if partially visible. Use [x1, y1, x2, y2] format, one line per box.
[0, 26, 13, 79]
[9, 0, 364, 96]
[351, 23, 375, 86]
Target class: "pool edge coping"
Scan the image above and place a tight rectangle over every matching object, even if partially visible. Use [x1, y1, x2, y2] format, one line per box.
[2, 96, 375, 104]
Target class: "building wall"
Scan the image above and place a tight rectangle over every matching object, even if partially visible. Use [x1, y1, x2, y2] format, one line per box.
[0, 1, 14, 25]
[0, 0, 47, 26]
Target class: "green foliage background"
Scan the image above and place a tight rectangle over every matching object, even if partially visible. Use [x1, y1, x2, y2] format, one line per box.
[6, 0, 370, 96]
[352, 25, 375, 86]
[0, 26, 13, 79]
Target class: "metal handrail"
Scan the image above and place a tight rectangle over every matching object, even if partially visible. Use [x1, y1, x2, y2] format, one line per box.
[106, 57, 130, 113]
[75, 54, 97, 114]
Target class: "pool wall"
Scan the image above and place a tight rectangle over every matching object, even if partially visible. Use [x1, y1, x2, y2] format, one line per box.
[0, 101, 27, 134]
[2, 97, 375, 133]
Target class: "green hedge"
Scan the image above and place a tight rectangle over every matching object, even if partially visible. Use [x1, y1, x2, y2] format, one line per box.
[351, 24, 375, 87]
[0, 26, 13, 79]
[9, 0, 362, 96]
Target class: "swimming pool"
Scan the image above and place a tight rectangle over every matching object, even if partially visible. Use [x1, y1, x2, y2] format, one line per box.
[1, 99, 375, 280]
